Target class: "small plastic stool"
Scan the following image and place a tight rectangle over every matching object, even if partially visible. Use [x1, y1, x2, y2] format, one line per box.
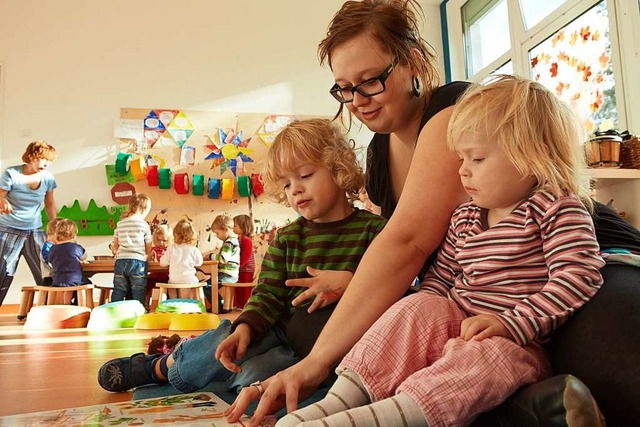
[169, 313, 221, 331]
[134, 312, 174, 330]
[87, 300, 145, 330]
[24, 305, 92, 330]
[151, 282, 207, 312]
[156, 298, 206, 314]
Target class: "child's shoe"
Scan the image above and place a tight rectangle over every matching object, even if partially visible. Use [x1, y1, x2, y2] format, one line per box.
[97, 352, 162, 392]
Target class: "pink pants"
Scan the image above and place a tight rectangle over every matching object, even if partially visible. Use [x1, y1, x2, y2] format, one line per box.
[340, 293, 551, 427]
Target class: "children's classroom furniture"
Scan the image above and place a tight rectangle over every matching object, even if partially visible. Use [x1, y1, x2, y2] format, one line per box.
[87, 300, 146, 329]
[17, 286, 36, 320]
[24, 305, 92, 329]
[219, 269, 259, 311]
[81, 259, 220, 312]
[151, 283, 207, 312]
[33, 284, 95, 308]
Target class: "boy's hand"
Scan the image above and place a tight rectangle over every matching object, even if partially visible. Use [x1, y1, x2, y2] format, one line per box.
[460, 314, 512, 341]
[286, 267, 353, 313]
[215, 323, 252, 373]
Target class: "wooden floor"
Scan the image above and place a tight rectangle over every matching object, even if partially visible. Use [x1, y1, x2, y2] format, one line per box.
[0, 304, 239, 417]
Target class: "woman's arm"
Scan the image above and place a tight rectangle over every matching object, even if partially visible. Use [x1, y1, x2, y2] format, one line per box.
[231, 107, 469, 424]
[0, 189, 11, 214]
[44, 190, 57, 222]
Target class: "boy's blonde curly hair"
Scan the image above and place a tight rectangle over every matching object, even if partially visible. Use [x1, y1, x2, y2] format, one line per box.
[264, 118, 365, 206]
[55, 219, 78, 242]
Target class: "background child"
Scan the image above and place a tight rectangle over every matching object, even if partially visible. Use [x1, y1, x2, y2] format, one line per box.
[111, 193, 152, 307]
[98, 118, 386, 399]
[41, 217, 62, 286]
[145, 224, 171, 308]
[47, 219, 89, 304]
[232, 214, 256, 309]
[278, 76, 606, 427]
[206, 214, 240, 313]
[159, 219, 203, 298]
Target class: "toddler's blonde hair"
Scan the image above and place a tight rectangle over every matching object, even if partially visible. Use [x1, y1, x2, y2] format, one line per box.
[173, 219, 197, 245]
[211, 214, 234, 232]
[55, 219, 78, 242]
[264, 118, 365, 205]
[448, 74, 592, 209]
[126, 193, 151, 216]
[233, 214, 254, 238]
[22, 141, 57, 163]
[153, 224, 172, 246]
[46, 217, 63, 236]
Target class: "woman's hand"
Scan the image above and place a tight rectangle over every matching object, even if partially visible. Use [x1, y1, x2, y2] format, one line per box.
[224, 356, 332, 426]
[286, 267, 353, 313]
[215, 323, 251, 373]
[460, 314, 512, 341]
[0, 197, 12, 215]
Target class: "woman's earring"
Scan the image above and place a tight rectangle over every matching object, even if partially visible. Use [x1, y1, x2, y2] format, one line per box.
[412, 76, 422, 97]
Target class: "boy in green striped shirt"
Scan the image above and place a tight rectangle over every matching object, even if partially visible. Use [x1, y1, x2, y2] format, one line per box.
[98, 119, 385, 397]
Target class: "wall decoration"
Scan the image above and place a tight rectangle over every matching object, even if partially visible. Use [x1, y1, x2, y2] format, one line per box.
[144, 110, 165, 147]
[105, 165, 134, 185]
[147, 165, 159, 186]
[237, 176, 251, 197]
[114, 152, 133, 175]
[111, 182, 136, 205]
[257, 115, 295, 147]
[205, 128, 254, 175]
[174, 173, 190, 195]
[158, 168, 172, 189]
[166, 111, 194, 147]
[129, 157, 147, 180]
[180, 145, 196, 166]
[192, 174, 205, 196]
[44, 199, 123, 236]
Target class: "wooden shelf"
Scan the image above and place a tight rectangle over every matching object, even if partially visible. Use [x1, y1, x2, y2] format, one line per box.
[588, 168, 640, 179]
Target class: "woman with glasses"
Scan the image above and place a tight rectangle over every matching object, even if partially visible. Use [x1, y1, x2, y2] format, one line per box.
[227, 0, 640, 426]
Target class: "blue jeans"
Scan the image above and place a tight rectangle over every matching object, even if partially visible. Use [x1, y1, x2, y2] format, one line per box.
[168, 319, 299, 393]
[112, 259, 147, 306]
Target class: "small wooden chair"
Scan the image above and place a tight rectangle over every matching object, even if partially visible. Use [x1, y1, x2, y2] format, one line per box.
[151, 282, 207, 312]
[33, 284, 95, 309]
[94, 284, 113, 306]
[220, 270, 259, 311]
[17, 286, 37, 320]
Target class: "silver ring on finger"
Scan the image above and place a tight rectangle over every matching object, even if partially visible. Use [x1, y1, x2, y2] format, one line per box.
[250, 380, 264, 397]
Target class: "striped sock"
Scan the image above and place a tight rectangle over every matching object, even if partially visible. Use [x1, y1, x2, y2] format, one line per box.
[150, 355, 169, 382]
[276, 369, 371, 426]
[297, 393, 428, 427]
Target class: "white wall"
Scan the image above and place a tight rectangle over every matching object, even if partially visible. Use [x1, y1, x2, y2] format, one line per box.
[0, 0, 444, 304]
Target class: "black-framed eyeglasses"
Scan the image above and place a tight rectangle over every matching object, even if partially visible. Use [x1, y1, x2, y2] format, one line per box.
[329, 62, 396, 104]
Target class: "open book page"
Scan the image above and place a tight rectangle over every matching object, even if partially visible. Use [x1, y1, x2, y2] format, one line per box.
[0, 392, 276, 426]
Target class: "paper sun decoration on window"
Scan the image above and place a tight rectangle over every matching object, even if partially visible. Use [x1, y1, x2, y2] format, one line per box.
[205, 128, 254, 176]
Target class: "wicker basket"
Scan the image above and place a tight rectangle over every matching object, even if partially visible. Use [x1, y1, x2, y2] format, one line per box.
[621, 135, 640, 169]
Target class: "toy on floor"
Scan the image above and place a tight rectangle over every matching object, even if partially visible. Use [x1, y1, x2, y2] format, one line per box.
[155, 298, 205, 314]
[146, 333, 197, 355]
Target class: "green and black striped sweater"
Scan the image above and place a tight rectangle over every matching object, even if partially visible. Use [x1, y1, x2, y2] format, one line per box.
[232, 208, 386, 353]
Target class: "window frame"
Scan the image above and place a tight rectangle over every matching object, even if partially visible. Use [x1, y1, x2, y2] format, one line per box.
[442, 0, 640, 132]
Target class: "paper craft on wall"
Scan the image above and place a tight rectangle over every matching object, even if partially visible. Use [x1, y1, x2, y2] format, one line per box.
[257, 115, 295, 146]
[111, 182, 136, 205]
[205, 128, 254, 175]
[166, 111, 194, 147]
[180, 145, 196, 166]
[43, 199, 124, 236]
[144, 110, 165, 147]
[105, 165, 134, 185]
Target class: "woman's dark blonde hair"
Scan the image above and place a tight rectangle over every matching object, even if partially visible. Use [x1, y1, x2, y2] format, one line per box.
[264, 118, 365, 205]
[318, 0, 440, 125]
[55, 219, 78, 241]
[233, 214, 254, 238]
[173, 219, 197, 245]
[22, 141, 57, 163]
[126, 193, 151, 216]
[448, 75, 592, 209]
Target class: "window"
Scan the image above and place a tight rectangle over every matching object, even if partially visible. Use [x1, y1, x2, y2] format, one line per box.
[444, 0, 640, 134]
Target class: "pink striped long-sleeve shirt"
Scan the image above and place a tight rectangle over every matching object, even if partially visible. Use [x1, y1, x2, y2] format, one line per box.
[420, 190, 605, 346]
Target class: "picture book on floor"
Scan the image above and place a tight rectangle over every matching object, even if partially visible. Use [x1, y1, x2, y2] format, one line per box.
[0, 392, 276, 426]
